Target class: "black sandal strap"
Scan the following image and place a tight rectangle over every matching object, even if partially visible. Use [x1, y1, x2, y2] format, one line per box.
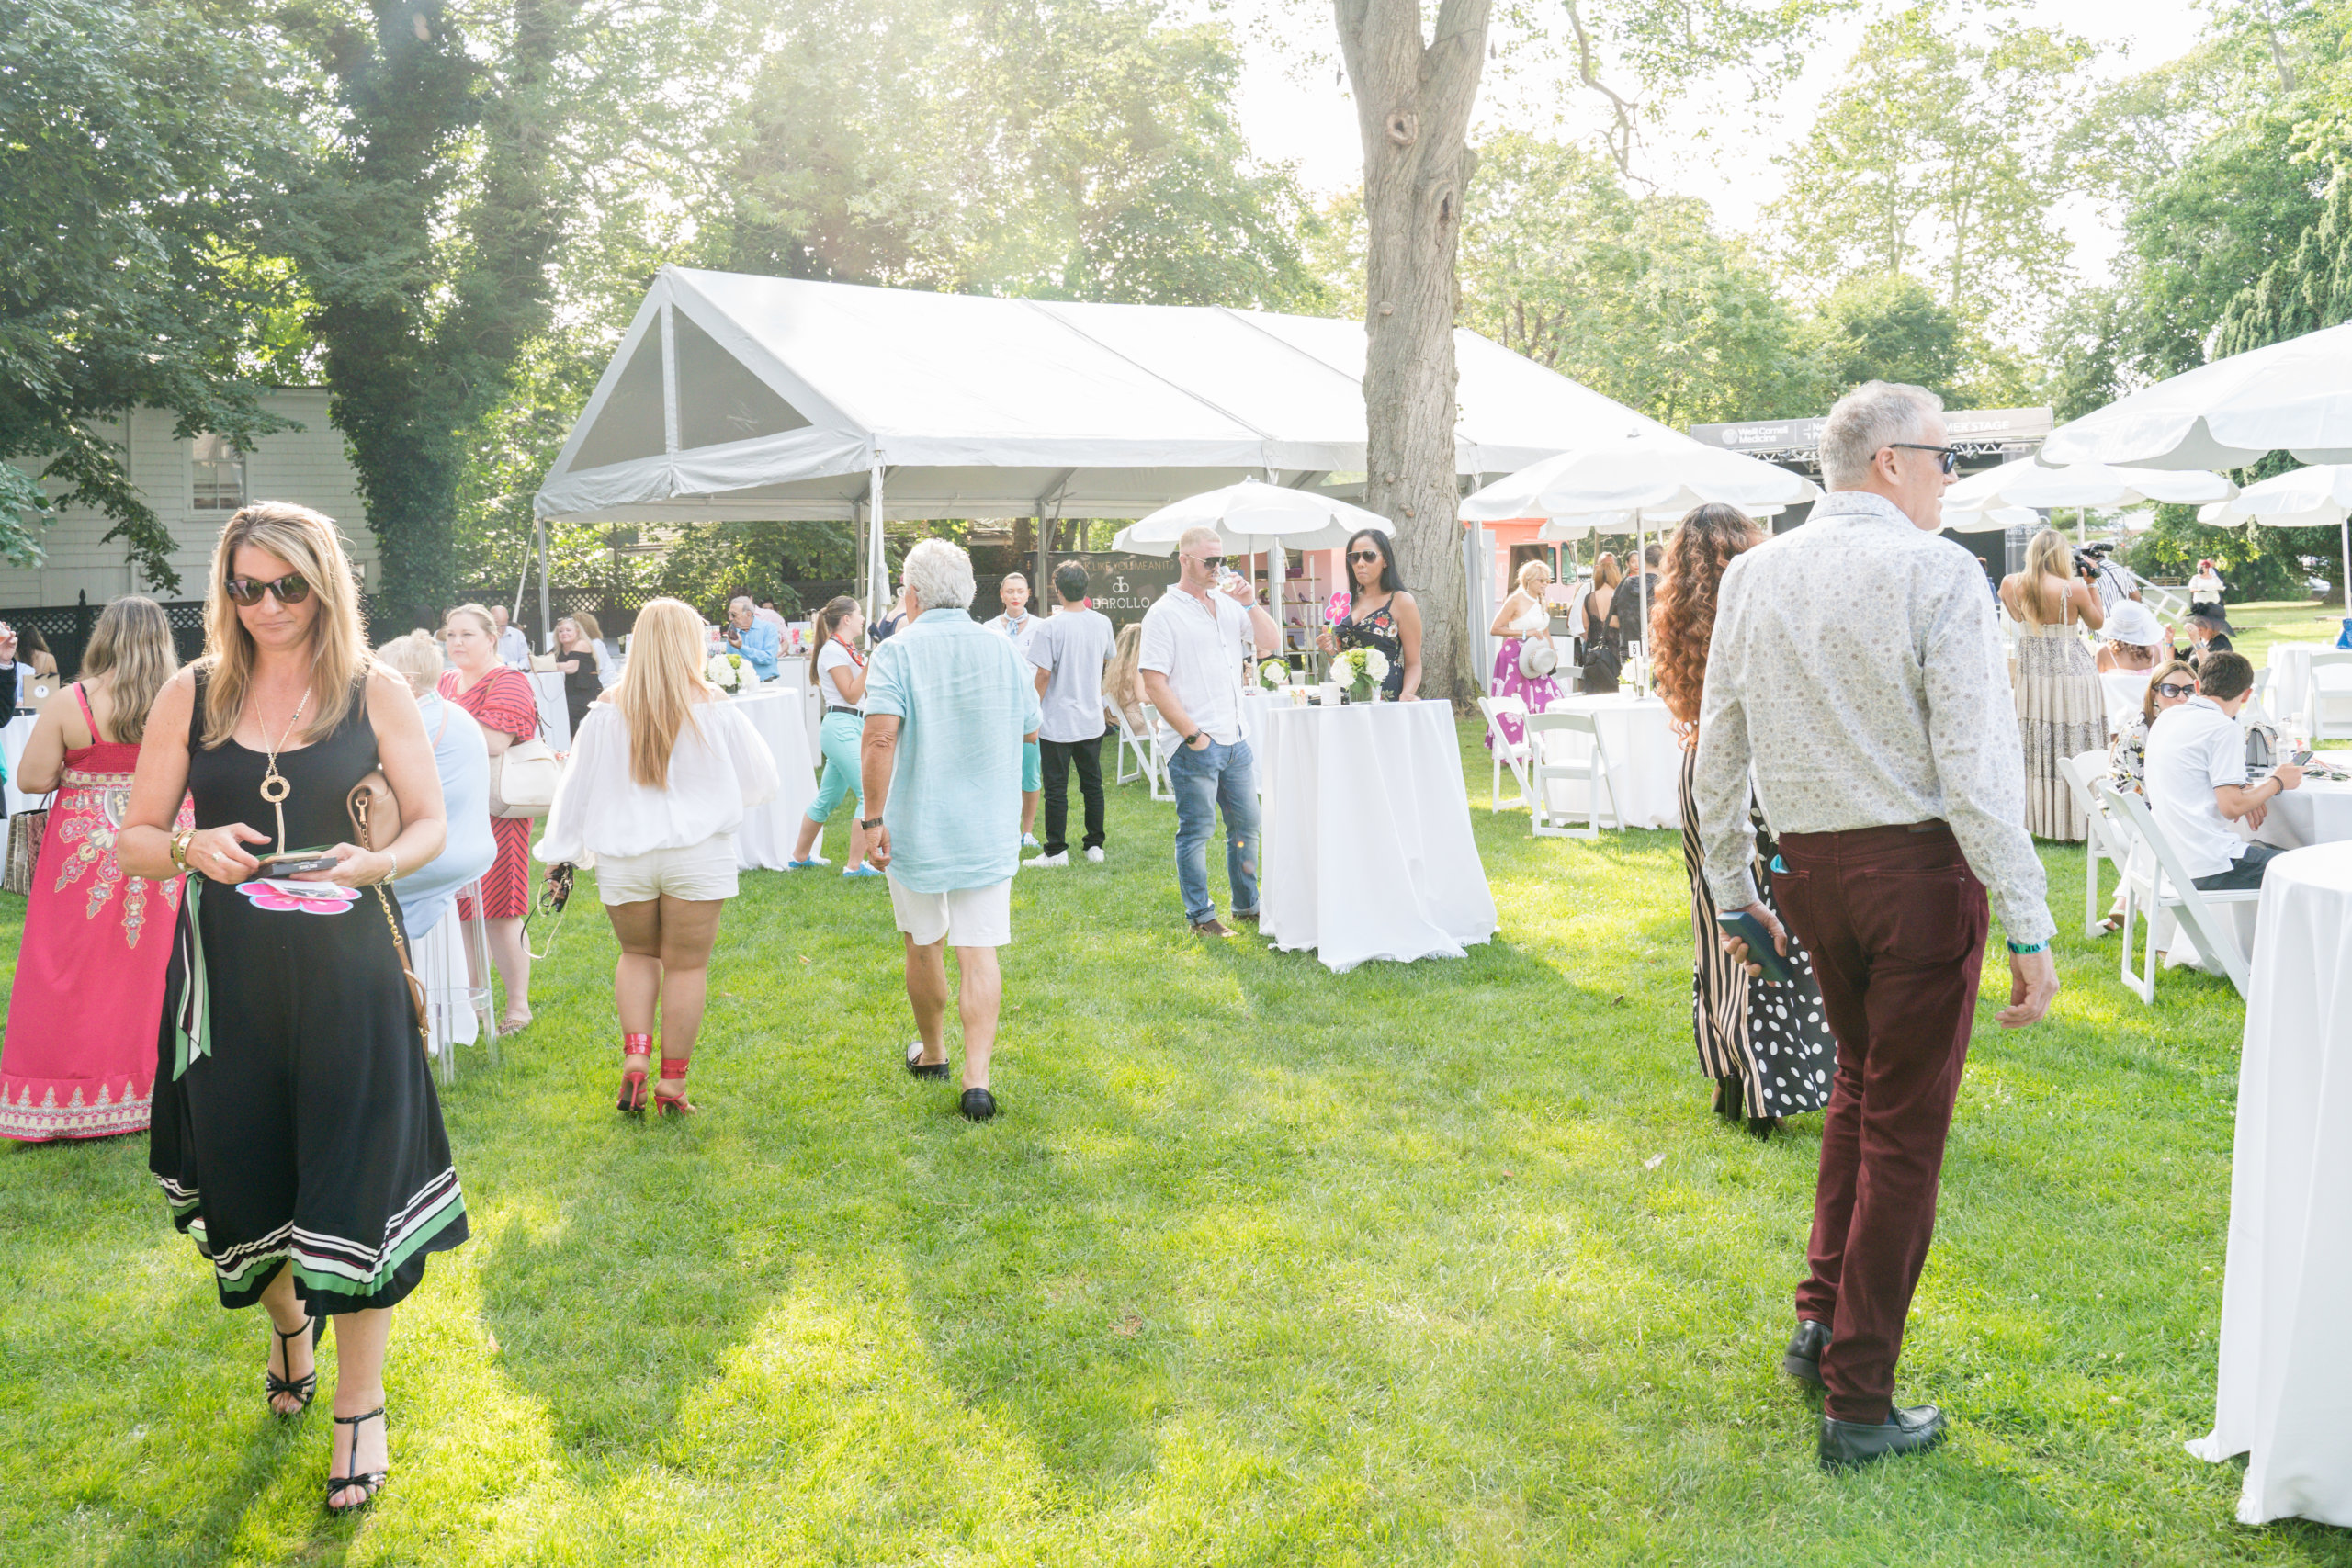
[326, 1407, 389, 1508]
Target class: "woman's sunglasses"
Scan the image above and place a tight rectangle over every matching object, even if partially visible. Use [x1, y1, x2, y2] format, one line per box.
[1348, 550, 1382, 565]
[222, 572, 312, 606]
[2154, 682, 2198, 699]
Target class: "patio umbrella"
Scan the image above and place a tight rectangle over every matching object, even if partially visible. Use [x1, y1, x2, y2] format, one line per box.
[1942, 456, 2237, 543]
[2197, 463, 2352, 607]
[2041, 320, 2352, 470]
[1112, 478, 1396, 636]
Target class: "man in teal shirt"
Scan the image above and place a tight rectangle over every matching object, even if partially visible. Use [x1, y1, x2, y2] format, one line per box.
[861, 539, 1041, 1122]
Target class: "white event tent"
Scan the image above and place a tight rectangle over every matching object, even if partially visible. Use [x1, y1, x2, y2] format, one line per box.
[534, 266, 1668, 613]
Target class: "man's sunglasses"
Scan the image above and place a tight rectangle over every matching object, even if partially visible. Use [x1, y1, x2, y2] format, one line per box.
[1347, 549, 1383, 564]
[222, 572, 312, 606]
[1191, 554, 1227, 572]
[1887, 443, 1962, 476]
[2155, 682, 2198, 699]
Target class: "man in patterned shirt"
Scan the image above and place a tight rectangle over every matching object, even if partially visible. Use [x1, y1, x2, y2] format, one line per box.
[1696, 379, 2061, 1472]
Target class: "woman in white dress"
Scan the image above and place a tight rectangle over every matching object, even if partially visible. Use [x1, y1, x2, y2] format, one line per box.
[1485, 558, 1562, 748]
[534, 598, 780, 1117]
[1999, 528, 2108, 840]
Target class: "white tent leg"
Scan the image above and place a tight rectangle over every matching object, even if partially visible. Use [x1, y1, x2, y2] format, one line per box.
[535, 515, 554, 655]
[867, 461, 888, 622]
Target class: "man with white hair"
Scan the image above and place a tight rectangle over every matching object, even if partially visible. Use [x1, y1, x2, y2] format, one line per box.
[490, 604, 532, 669]
[1139, 525, 1280, 935]
[1696, 380, 2061, 1472]
[861, 538, 1041, 1122]
[721, 595, 780, 683]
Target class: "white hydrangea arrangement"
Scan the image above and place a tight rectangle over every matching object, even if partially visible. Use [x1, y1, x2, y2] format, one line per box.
[1330, 645, 1389, 691]
[1258, 660, 1291, 689]
[707, 652, 748, 691]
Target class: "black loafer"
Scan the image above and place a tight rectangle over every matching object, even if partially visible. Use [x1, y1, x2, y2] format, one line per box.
[1819, 1404, 1947, 1472]
[905, 1041, 949, 1080]
[959, 1088, 997, 1122]
[1783, 1319, 1829, 1387]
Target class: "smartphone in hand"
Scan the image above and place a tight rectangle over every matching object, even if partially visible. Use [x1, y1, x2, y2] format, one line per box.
[1716, 910, 1797, 985]
[262, 852, 344, 878]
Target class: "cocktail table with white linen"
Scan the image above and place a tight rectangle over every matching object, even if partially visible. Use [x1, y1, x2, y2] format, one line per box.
[1531, 692, 1679, 829]
[1254, 701, 1497, 972]
[2256, 753, 2352, 850]
[728, 689, 820, 869]
[3, 712, 41, 815]
[2187, 840, 2352, 1526]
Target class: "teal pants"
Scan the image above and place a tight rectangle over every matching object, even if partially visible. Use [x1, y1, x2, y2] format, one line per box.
[1023, 738, 1041, 794]
[806, 711, 866, 823]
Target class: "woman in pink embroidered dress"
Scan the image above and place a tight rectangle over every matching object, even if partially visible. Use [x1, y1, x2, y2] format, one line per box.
[1, 597, 191, 1140]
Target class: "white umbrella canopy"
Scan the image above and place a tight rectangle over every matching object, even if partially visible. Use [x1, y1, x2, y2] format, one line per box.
[1944, 455, 2237, 511]
[2198, 465, 2352, 595]
[2041, 320, 2352, 470]
[1458, 427, 1820, 526]
[1111, 478, 1395, 557]
[1939, 502, 2041, 536]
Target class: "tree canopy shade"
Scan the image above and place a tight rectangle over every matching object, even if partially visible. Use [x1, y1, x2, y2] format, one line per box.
[0, 0, 300, 587]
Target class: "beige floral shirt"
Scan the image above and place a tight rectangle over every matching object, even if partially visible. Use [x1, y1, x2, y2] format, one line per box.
[1694, 490, 2055, 945]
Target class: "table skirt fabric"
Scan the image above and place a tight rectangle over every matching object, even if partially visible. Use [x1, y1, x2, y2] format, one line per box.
[2186, 841, 2352, 1527]
[3, 713, 40, 815]
[1255, 701, 1497, 972]
[729, 691, 822, 871]
[1534, 694, 1681, 829]
[2256, 763, 2352, 851]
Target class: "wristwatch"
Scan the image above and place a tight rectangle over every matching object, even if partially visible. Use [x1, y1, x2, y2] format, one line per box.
[859, 816, 886, 831]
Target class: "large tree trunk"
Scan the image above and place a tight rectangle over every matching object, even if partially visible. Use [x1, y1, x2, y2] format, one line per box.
[1336, 0, 1489, 706]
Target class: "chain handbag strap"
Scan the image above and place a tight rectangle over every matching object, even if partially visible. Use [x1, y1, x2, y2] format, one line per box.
[526, 861, 575, 961]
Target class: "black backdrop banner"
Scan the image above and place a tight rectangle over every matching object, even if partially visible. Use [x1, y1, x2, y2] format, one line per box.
[974, 551, 1177, 627]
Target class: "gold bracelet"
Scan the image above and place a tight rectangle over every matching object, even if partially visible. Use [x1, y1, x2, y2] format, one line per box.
[169, 829, 195, 871]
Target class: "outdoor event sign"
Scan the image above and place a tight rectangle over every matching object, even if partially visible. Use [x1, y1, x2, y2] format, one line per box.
[976, 552, 1178, 627]
[1689, 407, 2054, 461]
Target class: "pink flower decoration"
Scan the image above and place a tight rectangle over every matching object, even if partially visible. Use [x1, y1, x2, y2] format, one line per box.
[1325, 590, 1352, 626]
[235, 879, 361, 916]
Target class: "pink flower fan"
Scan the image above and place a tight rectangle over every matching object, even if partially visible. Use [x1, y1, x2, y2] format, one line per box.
[1325, 590, 1353, 626]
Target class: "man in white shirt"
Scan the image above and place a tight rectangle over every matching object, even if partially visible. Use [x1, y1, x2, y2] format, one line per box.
[491, 604, 533, 669]
[1698, 380, 2059, 1472]
[2143, 650, 2302, 890]
[987, 573, 1046, 847]
[1139, 526, 1279, 935]
[1025, 561, 1118, 869]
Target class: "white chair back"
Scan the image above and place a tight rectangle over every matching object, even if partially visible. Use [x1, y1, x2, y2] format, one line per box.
[1476, 694, 1532, 815]
[2304, 649, 2352, 741]
[2095, 779, 2260, 1000]
[1521, 710, 1621, 839]
[2057, 750, 2129, 940]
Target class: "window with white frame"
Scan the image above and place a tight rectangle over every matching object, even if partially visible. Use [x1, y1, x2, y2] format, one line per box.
[191, 434, 246, 511]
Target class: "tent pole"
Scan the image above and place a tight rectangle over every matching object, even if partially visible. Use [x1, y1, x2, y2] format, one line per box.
[867, 459, 888, 623]
[535, 515, 554, 655]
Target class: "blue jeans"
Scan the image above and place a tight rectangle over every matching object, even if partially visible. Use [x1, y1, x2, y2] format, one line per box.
[1167, 737, 1260, 924]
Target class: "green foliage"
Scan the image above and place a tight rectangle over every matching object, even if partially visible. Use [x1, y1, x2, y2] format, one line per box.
[2214, 173, 2352, 354]
[652, 522, 862, 621]
[0, 0, 303, 591]
[1800, 272, 1962, 403]
[2125, 502, 2330, 603]
[0, 462, 51, 568]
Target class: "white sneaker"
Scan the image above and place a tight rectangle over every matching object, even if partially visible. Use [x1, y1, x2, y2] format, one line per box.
[1021, 832, 1040, 849]
[1084, 847, 1105, 863]
[1024, 852, 1069, 869]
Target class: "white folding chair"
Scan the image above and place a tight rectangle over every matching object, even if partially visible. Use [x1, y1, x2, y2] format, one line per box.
[1140, 703, 1175, 801]
[2096, 780, 2261, 1001]
[1111, 705, 1152, 786]
[2057, 750, 2130, 940]
[1522, 710, 1621, 839]
[1476, 694, 1532, 813]
[2302, 649, 2352, 741]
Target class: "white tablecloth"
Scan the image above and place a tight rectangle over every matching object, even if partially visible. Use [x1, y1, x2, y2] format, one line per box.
[730, 689, 820, 870]
[2257, 759, 2352, 850]
[1254, 701, 1497, 972]
[1535, 693, 1679, 829]
[2188, 840, 2352, 1526]
[3, 713, 41, 815]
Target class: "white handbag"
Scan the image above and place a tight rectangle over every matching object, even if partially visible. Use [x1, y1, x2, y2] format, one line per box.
[489, 737, 561, 818]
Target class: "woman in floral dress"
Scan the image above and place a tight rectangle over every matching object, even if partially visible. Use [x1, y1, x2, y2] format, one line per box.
[0, 597, 192, 1140]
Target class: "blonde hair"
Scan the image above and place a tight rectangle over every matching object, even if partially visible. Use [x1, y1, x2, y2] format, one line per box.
[198, 502, 369, 749]
[614, 598, 710, 789]
[2020, 529, 2073, 626]
[376, 629, 446, 697]
[1107, 620, 1144, 713]
[445, 603, 498, 641]
[1516, 558, 1552, 595]
[1593, 552, 1623, 591]
[80, 595, 178, 745]
[566, 609, 603, 644]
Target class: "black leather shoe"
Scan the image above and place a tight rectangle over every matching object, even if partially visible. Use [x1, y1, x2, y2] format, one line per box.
[1783, 1320, 1829, 1386]
[959, 1088, 997, 1122]
[1818, 1404, 1947, 1472]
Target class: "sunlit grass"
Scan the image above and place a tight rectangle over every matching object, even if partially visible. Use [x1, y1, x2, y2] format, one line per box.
[1, 717, 2340, 1564]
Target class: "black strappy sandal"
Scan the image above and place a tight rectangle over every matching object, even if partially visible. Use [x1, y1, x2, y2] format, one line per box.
[326, 1405, 388, 1515]
[266, 1314, 326, 1416]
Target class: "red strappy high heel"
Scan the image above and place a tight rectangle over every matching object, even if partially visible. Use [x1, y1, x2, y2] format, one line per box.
[616, 1033, 652, 1114]
[653, 1057, 696, 1117]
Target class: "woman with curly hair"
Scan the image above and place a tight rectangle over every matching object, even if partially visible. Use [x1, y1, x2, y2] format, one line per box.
[1652, 504, 1836, 1138]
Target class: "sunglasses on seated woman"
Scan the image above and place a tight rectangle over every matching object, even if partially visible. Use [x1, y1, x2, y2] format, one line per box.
[221, 572, 312, 606]
[2154, 680, 2198, 699]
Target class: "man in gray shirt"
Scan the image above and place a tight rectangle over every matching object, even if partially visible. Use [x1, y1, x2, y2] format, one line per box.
[1697, 380, 2060, 1472]
[1025, 560, 1117, 868]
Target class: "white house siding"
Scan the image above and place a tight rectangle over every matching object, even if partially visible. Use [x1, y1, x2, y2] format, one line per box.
[0, 389, 374, 608]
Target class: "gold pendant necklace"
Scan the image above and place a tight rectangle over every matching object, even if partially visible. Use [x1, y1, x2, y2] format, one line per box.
[258, 682, 312, 858]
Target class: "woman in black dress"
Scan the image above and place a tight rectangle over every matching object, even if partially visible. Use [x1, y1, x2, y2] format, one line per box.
[1315, 528, 1423, 698]
[553, 612, 607, 737]
[1649, 504, 1838, 1138]
[120, 502, 457, 1516]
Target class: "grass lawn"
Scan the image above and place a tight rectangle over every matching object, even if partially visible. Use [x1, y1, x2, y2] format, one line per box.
[2188, 596, 2345, 671]
[3, 716, 2346, 1565]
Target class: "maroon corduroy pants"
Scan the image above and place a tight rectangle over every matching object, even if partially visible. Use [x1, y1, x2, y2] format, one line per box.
[1770, 821, 1989, 1424]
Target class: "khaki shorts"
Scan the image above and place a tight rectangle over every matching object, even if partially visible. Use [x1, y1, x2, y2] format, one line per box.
[596, 834, 740, 905]
[888, 874, 1012, 948]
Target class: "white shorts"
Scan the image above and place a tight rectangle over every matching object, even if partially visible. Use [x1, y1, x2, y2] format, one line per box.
[888, 874, 1012, 948]
[595, 834, 740, 905]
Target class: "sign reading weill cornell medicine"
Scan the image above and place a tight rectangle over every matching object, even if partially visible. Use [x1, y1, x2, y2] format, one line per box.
[1687, 407, 2053, 465]
[976, 552, 1178, 628]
